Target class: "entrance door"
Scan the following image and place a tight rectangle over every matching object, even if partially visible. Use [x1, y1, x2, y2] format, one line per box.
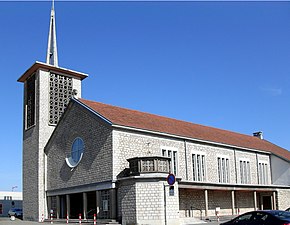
[262, 196, 272, 210]
[70, 193, 83, 219]
[100, 190, 110, 219]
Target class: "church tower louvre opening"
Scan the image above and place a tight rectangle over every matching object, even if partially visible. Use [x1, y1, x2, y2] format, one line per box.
[17, 1, 88, 221]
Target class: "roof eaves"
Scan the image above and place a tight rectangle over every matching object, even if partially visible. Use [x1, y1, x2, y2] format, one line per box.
[17, 61, 88, 82]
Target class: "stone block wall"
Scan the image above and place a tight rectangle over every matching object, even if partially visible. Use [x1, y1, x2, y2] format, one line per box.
[113, 129, 273, 186]
[207, 190, 232, 216]
[135, 181, 164, 224]
[234, 191, 254, 214]
[46, 102, 113, 190]
[23, 70, 55, 221]
[118, 177, 179, 225]
[186, 143, 236, 183]
[113, 130, 185, 179]
[118, 180, 137, 225]
[235, 150, 259, 184]
[276, 189, 290, 210]
[179, 189, 205, 218]
[22, 67, 83, 221]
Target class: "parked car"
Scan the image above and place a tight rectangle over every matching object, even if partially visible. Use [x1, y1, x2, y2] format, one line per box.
[8, 208, 23, 218]
[220, 210, 290, 225]
[286, 208, 290, 212]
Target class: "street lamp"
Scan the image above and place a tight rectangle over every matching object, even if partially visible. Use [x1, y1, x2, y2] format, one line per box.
[12, 186, 18, 192]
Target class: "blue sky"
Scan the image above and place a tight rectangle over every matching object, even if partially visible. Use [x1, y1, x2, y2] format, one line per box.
[0, 1, 290, 191]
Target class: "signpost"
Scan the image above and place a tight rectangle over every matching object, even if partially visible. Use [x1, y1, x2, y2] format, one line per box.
[164, 173, 176, 225]
[167, 173, 176, 186]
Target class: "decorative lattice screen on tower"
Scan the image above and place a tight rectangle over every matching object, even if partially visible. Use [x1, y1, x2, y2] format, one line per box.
[49, 73, 73, 125]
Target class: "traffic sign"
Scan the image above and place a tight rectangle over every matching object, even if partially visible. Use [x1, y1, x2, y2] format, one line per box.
[167, 173, 176, 185]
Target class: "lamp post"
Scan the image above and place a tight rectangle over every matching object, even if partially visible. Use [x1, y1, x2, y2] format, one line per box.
[12, 186, 18, 192]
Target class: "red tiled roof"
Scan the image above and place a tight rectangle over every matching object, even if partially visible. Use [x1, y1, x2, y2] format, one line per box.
[79, 98, 290, 161]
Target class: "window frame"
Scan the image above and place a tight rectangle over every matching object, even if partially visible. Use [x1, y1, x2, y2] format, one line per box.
[239, 158, 251, 184]
[65, 137, 85, 168]
[25, 73, 36, 130]
[217, 155, 230, 183]
[192, 152, 206, 182]
[161, 147, 178, 175]
[258, 161, 269, 184]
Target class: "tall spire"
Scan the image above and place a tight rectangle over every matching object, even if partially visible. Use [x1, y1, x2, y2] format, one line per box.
[46, 0, 58, 66]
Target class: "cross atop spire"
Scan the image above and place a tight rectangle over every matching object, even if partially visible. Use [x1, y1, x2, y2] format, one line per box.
[46, 0, 58, 66]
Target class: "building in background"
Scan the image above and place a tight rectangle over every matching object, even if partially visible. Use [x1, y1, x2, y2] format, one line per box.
[0, 192, 22, 217]
[18, 2, 290, 224]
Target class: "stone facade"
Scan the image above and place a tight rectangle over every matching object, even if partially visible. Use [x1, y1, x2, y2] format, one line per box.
[110, 127, 288, 223]
[46, 102, 113, 190]
[118, 176, 179, 225]
[118, 179, 137, 224]
[20, 65, 290, 224]
[112, 130, 185, 180]
[276, 189, 290, 210]
[20, 65, 83, 221]
[112, 129, 273, 186]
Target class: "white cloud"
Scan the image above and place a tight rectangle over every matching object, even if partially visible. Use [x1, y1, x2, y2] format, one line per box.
[260, 87, 282, 96]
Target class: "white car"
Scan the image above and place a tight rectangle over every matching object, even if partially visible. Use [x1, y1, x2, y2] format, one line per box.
[8, 208, 23, 218]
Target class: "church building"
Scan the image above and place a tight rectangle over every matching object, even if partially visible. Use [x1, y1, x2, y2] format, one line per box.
[18, 3, 290, 225]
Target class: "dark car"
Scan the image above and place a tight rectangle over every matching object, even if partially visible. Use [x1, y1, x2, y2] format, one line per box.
[8, 208, 23, 218]
[286, 208, 290, 212]
[220, 210, 290, 225]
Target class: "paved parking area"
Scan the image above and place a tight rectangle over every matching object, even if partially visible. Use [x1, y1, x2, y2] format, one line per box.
[0, 217, 222, 225]
[0, 217, 38, 224]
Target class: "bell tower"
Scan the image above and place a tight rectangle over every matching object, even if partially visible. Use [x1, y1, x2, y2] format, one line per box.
[18, 1, 88, 221]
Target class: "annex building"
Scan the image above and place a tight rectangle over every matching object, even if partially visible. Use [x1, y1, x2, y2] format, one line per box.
[18, 3, 290, 225]
[0, 192, 22, 217]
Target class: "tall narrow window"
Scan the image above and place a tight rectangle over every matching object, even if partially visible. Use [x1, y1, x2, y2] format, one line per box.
[25, 74, 36, 129]
[192, 153, 206, 181]
[240, 160, 251, 184]
[217, 157, 230, 183]
[258, 162, 269, 184]
[162, 148, 178, 175]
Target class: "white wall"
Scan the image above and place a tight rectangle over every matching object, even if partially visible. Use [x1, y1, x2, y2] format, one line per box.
[271, 155, 290, 185]
[0, 192, 22, 217]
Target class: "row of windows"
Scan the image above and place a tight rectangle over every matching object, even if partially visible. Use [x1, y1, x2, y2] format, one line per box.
[162, 149, 269, 185]
[162, 149, 178, 175]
